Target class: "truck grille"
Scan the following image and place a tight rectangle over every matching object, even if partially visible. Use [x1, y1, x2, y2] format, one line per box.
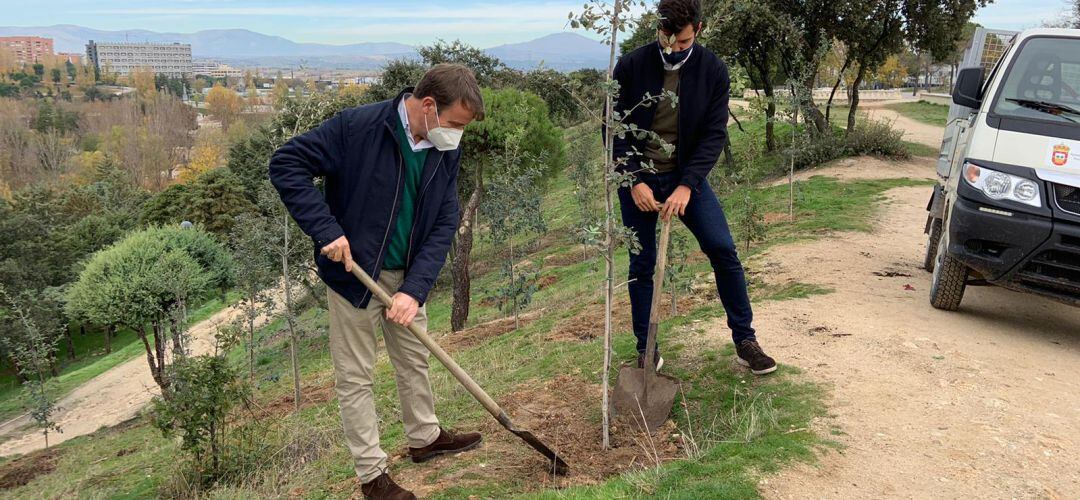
[1017, 243, 1080, 298]
[1055, 183, 1080, 216]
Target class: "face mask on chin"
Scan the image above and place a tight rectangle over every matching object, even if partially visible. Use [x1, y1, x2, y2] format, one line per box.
[423, 102, 463, 151]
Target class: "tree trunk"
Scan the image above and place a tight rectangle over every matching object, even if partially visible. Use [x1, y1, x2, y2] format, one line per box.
[800, 73, 829, 135]
[104, 325, 112, 354]
[247, 291, 256, 383]
[139, 324, 168, 396]
[847, 64, 867, 134]
[826, 54, 854, 124]
[450, 182, 483, 332]
[601, 0, 622, 451]
[65, 327, 76, 360]
[763, 80, 776, 152]
[282, 214, 302, 412]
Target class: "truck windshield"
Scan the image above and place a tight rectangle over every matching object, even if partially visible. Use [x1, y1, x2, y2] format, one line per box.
[991, 37, 1080, 125]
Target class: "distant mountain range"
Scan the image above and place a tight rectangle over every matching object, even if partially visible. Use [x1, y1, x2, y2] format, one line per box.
[0, 25, 611, 71]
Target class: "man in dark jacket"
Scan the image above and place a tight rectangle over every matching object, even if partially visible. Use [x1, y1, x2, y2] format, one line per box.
[270, 64, 483, 500]
[613, 0, 777, 375]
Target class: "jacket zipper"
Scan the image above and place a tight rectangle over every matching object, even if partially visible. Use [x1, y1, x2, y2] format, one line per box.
[368, 121, 405, 302]
[404, 152, 444, 274]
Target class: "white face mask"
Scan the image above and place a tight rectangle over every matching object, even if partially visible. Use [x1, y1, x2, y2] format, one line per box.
[424, 102, 463, 151]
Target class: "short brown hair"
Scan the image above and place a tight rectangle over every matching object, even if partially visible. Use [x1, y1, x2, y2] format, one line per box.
[414, 64, 485, 121]
[657, 0, 701, 34]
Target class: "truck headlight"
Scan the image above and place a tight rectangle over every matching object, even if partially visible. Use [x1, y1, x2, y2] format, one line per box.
[963, 163, 1042, 207]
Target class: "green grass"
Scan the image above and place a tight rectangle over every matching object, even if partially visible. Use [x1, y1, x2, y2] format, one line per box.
[0, 291, 241, 423]
[1, 166, 930, 498]
[883, 101, 949, 127]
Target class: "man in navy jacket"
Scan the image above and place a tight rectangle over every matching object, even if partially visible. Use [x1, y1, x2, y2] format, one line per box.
[613, 0, 778, 375]
[270, 64, 483, 500]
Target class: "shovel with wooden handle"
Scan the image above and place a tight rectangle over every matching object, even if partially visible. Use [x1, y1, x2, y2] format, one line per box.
[347, 265, 570, 476]
[611, 214, 681, 432]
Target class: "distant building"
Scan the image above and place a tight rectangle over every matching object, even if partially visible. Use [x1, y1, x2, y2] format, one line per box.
[191, 60, 243, 78]
[57, 52, 83, 65]
[0, 36, 54, 65]
[86, 40, 192, 78]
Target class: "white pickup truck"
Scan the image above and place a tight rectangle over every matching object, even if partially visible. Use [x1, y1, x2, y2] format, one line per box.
[926, 28, 1080, 310]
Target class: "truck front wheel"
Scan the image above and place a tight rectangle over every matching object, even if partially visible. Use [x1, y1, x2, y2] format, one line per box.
[930, 234, 968, 311]
[923, 218, 943, 272]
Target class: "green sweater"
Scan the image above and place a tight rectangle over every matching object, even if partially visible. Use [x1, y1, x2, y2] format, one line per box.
[383, 118, 429, 270]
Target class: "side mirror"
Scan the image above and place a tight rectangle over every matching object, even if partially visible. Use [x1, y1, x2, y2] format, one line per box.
[952, 66, 984, 109]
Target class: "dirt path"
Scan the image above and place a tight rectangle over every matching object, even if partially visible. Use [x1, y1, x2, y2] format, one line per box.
[0, 291, 283, 457]
[859, 100, 945, 149]
[707, 157, 1080, 498]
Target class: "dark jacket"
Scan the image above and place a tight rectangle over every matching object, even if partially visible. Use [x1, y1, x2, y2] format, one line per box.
[612, 41, 730, 192]
[269, 89, 461, 309]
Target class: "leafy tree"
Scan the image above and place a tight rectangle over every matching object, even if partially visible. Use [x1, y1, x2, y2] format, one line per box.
[875, 54, 909, 88]
[65, 226, 226, 395]
[0, 285, 62, 447]
[568, 130, 603, 262]
[706, 0, 791, 151]
[620, 10, 658, 55]
[271, 73, 290, 109]
[480, 124, 546, 329]
[131, 67, 158, 101]
[450, 87, 564, 332]
[363, 60, 428, 102]
[229, 210, 277, 383]
[150, 325, 250, 485]
[141, 168, 256, 235]
[571, 0, 674, 449]
[206, 83, 243, 130]
[225, 128, 277, 202]
[418, 40, 506, 87]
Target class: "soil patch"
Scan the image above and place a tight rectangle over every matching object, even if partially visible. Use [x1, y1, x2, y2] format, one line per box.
[260, 382, 336, 418]
[393, 375, 684, 497]
[439, 311, 544, 352]
[0, 447, 60, 489]
[547, 291, 712, 343]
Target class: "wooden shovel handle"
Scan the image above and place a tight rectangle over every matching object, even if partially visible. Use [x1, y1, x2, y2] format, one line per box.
[348, 266, 504, 419]
[643, 215, 672, 372]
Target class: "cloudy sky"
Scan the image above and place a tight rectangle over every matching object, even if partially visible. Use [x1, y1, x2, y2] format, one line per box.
[0, 0, 1073, 47]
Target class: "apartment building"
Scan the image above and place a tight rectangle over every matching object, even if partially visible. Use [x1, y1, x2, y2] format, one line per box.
[0, 36, 54, 65]
[85, 40, 192, 78]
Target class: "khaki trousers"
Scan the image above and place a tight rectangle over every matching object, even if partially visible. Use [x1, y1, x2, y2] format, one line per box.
[327, 270, 440, 483]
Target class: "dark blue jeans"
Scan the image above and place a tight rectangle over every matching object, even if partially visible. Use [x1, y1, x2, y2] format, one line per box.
[618, 171, 756, 354]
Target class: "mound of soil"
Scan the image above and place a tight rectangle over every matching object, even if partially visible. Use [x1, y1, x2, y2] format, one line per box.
[0, 448, 60, 489]
[393, 375, 684, 497]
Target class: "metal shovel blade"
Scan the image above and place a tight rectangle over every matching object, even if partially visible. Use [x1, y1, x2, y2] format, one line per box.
[611, 363, 680, 432]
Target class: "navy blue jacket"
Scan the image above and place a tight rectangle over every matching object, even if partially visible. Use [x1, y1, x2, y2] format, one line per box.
[269, 89, 461, 309]
[612, 41, 730, 192]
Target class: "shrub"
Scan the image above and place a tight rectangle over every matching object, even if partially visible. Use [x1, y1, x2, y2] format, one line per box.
[843, 118, 911, 160]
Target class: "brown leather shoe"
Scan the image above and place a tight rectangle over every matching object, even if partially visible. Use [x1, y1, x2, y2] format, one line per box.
[409, 427, 482, 463]
[360, 473, 415, 500]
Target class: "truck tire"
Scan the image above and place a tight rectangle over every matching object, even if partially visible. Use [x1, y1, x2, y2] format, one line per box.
[930, 235, 967, 311]
[923, 218, 943, 272]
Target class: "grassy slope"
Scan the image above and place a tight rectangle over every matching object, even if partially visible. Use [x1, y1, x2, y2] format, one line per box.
[0, 291, 241, 424]
[883, 101, 949, 127]
[2, 158, 932, 498]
